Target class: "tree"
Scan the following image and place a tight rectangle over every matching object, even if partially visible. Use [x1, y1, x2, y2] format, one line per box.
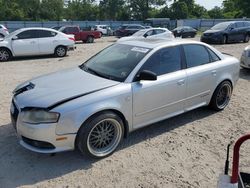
[65, 0, 97, 21]
[40, 0, 64, 21]
[0, 0, 25, 20]
[192, 4, 208, 18]
[99, 0, 125, 20]
[208, 6, 224, 19]
[128, 0, 168, 20]
[170, 1, 188, 19]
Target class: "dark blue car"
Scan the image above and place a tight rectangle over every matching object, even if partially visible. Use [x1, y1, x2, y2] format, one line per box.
[201, 21, 250, 44]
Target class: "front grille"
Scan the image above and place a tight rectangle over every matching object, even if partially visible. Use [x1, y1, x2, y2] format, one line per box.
[10, 101, 19, 129]
[22, 136, 55, 149]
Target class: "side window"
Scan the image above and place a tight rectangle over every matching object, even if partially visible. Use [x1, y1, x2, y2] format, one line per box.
[72, 27, 79, 32]
[17, 30, 38, 39]
[236, 22, 244, 28]
[39, 30, 57, 38]
[183, 44, 210, 68]
[207, 47, 220, 62]
[141, 46, 181, 76]
[155, 29, 165, 34]
[146, 30, 154, 36]
[244, 22, 250, 27]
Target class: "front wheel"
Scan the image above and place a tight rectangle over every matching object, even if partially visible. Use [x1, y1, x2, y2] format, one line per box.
[209, 81, 232, 111]
[77, 112, 124, 158]
[0, 48, 11, 62]
[55, 46, 67, 57]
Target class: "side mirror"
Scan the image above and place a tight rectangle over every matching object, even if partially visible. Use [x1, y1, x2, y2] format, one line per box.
[136, 70, 157, 81]
[12, 36, 18, 40]
[143, 33, 148, 38]
[229, 27, 234, 31]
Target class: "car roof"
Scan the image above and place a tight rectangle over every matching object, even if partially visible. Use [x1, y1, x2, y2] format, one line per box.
[117, 38, 205, 49]
[17, 27, 58, 32]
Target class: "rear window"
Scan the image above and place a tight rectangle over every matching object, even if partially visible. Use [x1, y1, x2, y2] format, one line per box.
[183, 44, 210, 68]
[39, 30, 57, 38]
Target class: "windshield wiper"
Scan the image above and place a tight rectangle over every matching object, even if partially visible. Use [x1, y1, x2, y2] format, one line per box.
[80, 64, 113, 80]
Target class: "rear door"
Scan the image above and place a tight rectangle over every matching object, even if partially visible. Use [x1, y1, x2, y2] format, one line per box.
[183, 44, 220, 111]
[12, 30, 39, 56]
[132, 46, 187, 128]
[38, 30, 58, 54]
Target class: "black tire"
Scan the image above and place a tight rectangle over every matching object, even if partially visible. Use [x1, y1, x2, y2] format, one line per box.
[209, 81, 232, 111]
[86, 36, 94, 43]
[244, 34, 249, 43]
[55, 46, 67, 57]
[0, 48, 11, 62]
[76, 111, 124, 159]
[222, 35, 228, 44]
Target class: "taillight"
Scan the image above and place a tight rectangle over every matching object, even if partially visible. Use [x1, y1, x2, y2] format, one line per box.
[68, 37, 75, 41]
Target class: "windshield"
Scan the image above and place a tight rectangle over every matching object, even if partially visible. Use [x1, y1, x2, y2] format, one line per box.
[80, 44, 151, 82]
[211, 22, 231, 30]
[132, 30, 147, 37]
[4, 29, 21, 39]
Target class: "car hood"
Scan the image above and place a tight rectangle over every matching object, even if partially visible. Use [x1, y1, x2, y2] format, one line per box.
[203, 29, 222, 34]
[117, 36, 142, 42]
[14, 67, 120, 109]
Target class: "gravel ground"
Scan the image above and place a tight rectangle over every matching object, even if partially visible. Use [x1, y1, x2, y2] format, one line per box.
[0, 36, 250, 188]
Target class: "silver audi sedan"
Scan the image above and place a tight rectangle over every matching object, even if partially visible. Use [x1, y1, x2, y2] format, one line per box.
[10, 39, 240, 158]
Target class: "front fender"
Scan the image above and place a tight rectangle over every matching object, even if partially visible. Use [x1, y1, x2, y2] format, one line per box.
[54, 84, 132, 135]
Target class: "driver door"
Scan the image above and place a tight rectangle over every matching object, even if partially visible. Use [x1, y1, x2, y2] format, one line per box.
[132, 46, 187, 129]
[12, 30, 39, 56]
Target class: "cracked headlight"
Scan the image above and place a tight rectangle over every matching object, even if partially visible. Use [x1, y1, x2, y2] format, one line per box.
[21, 109, 60, 124]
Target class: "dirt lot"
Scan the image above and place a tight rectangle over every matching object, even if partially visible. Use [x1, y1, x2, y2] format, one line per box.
[0, 36, 250, 188]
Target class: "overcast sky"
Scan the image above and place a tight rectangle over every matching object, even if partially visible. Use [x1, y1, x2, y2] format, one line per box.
[195, 0, 223, 10]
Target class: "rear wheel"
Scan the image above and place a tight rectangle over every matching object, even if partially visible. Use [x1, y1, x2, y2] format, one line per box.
[76, 111, 124, 158]
[244, 34, 249, 43]
[86, 36, 94, 43]
[55, 46, 67, 57]
[0, 48, 11, 62]
[209, 81, 232, 111]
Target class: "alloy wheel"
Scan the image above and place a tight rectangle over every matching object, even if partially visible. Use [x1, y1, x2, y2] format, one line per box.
[0, 49, 10, 61]
[216, 83, 232, 109]
[87, 118, 122, 157]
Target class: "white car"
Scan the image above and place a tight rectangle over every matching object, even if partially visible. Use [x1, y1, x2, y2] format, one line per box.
[93, 25, 113, 36]
[0, 27, 75, 62]
[11, 39, 239, 158]
[240, 45, 250, 69]
[0, 25, 9, 38]
[117, 28, 174, 42]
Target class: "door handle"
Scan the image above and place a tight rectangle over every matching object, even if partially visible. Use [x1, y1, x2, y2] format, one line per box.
[211, 70, 217, 76]
[177, 79, 185, 85]
[30, 41, 35, 44]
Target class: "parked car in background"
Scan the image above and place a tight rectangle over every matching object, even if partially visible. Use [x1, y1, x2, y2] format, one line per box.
[201, 21, 250, 44]
[115, 24, 145, 38]
[93, 25, 114, 36]
[59, 25, 101, 43]
[0, 25, 9, 38]
[11, 39, 239, 158]
[51, 26, 63, 30]
[240, 45, 250, 69]
[118, 28, 174, 42]
[172, 26, 197, 38]
[0, 28, 75, 62]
